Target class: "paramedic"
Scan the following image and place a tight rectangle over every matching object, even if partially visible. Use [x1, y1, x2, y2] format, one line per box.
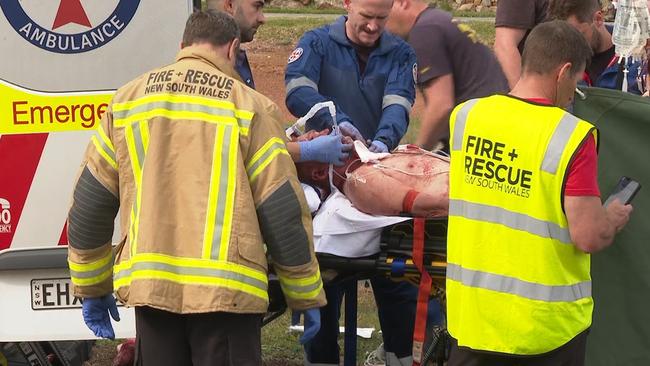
[446, 20, 633, 366]
[207, 0, 353, 166]
[66, 11, 325, 365]
[284, 0, 420, 364]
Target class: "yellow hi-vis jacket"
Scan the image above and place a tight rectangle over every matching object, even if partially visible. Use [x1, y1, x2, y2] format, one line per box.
[447, 95, 598, 355]
[67, 46, 326, 314]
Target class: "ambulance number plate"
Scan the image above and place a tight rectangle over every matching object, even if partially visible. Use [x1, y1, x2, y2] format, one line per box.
[30, 278, 82, 310]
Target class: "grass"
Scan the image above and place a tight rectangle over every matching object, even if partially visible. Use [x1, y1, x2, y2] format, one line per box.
[262, 283, 384, 365]
[255, 17, 494, 50]
[265, 6, 346, 15]
[255, 17, 333, 46]
[464, 20, 496, 46]
[264, 6, 495, 17]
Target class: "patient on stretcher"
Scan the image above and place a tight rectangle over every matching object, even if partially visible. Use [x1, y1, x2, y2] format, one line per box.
[294, 130, 450, 217]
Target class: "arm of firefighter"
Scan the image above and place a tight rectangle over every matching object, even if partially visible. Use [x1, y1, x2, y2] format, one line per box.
[245, 103, 326, 310]
[375, 44, 416, 150]
[68, 106, 120, 298]
[285, 32, 353, 130]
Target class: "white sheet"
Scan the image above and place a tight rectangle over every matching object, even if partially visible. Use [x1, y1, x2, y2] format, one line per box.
[312, 189, 409, 258]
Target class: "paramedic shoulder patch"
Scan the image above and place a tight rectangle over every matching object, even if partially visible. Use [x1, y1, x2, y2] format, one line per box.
[288, 47, 303, 64]
[412, 63, 418, 84]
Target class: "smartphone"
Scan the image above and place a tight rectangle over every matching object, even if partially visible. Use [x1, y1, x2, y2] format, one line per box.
[604, 176, 642, 207]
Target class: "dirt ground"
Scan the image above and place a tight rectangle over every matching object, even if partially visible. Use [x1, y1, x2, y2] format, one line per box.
[246, 42, 297, 122]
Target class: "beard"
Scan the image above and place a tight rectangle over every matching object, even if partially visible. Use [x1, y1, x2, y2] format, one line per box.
[240, 27, 256, 43]
[590, 24, 603, 53]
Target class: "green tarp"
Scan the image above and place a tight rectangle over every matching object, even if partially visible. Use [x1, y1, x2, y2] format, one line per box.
[573, 87, 650, 366]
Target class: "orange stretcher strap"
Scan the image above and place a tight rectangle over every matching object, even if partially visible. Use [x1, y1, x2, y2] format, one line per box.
[402, 189, 420, 214]
[411, 217, 432, 366]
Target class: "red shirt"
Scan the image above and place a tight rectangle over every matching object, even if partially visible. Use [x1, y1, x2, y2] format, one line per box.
[526, 98, 600, 197]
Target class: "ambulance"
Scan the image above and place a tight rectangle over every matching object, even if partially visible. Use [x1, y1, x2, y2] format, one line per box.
[0, 1, 197, 364]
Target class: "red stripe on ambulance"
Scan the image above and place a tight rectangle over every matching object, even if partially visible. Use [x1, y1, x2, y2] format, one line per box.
[0, 133, 48, 250]
[58, 222, 68, 245]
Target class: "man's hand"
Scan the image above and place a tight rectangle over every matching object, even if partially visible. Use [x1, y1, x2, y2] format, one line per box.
[338, 121, 364, 141]
[298, 134, 352, 165]
[82, 294, 120, 339]
[295, 308, 321, 344]
[606, 199, 633, 233]
[368, 140, 388, 153]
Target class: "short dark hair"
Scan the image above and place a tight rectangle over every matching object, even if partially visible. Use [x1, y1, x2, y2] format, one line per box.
[182, 9, 240, 47]
[522, 20, 593, 76]
[548, 0, 600, 23]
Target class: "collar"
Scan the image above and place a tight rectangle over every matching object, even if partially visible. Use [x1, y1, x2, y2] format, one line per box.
[329, 16, 399, 55]
[175, 45, 244, 83]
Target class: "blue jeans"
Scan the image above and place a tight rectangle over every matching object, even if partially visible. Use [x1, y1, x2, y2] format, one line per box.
[304, 275, 442, 365]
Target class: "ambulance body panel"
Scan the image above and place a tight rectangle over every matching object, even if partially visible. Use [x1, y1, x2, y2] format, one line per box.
[0, 0, 193, 342]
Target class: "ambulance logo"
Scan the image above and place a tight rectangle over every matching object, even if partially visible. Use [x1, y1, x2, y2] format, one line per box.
[0, 198, 11, 234]
[0, 0, 140, 54]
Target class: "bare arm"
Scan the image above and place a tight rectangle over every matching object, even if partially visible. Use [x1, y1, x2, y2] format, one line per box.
[286, 141, 301, 161]
[494, 27, 527, 89]
[416, 74, 455, 150]
[564, 196, 633, 253]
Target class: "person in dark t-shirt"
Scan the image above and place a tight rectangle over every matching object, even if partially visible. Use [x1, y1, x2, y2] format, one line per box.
[495, 0, 549, 88]
[387, 0, 509, 150]
[548, 0, 612, 81]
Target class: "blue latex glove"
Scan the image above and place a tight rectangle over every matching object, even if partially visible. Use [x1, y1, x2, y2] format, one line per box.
[368, 140, 388, 153]
[295, 308, 321, 344]
[82, 294, 120, 339]
[299, 134, 352, 166]
[338, 121, 364, 141]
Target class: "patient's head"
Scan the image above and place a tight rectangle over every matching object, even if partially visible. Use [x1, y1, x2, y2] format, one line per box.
[294, 129, 359, 195]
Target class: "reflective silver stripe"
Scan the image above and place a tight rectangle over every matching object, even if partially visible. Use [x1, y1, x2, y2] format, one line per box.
[94, 134, 116, 162]
[210, 124, 233, 260]
[246, 139, 287, 179]
[113, 260, 268, 291]
[286, 76, 318, 95]
[385, 352, 412, 366]
[69, 258, 113, 279]
[541, 113, 580, 174]
[449, 199, 572, 244]
[280, 278, 322, 295]
[382, 94, 412, 113]
[447, 263, 591, 302]
[132, 122, 146, 170]
[113, 100, 251, 130]
[452, 99, 479, 151]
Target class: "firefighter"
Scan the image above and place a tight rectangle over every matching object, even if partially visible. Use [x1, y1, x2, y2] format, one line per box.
[66, 10, 325, 365]
[446, 20, 633, 366]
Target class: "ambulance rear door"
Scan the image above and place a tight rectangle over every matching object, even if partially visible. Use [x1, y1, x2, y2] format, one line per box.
[0, 0, 193, 341]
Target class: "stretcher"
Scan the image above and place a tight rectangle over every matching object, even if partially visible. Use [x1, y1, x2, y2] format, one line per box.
[265, 217, 450, 366]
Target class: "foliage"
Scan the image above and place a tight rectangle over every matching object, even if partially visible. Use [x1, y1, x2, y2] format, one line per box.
[255, 17, 333, 46]
[262, 283, 384, 365]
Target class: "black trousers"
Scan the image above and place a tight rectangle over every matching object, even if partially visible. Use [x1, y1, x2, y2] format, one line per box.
[447, 329, 589, 366]
[134, 306, 262, 366]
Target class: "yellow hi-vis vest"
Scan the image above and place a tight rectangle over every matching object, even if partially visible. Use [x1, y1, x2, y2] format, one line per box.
[447, 95, 598, 355]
